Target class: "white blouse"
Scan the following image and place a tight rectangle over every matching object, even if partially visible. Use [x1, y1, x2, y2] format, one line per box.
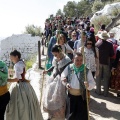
[61, 66, 95, 90]
[13, 61, 25, 79]
[61, 43, 73, 54]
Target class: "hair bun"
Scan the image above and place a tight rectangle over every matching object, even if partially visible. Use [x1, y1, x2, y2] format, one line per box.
[51, 44, 62, 53]
[58, 45, 62, 50]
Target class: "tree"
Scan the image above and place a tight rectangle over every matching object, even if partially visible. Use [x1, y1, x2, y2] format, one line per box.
[56, 9, 64, 16]
[63, 1, 77, 17]
[77, 0, 92, 17]
[92, 0, 104, 13]
[24, 25, 42, 37]
[63, 0, 93, 18]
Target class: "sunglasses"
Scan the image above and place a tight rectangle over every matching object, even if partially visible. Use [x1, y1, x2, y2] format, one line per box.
[87, 43, 92, 45]
[72, 35, 76, 37]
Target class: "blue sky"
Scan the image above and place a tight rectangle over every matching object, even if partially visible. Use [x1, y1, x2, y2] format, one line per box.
[0, 0, 80, 37]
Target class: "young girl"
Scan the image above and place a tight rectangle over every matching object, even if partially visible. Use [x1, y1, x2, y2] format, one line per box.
[5, 50, 43, 120]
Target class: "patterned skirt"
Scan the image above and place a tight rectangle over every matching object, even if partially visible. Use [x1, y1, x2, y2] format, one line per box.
[110, 62, 120, 90]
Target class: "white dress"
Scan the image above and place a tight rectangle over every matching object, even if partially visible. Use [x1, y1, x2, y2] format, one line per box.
[5, 61, 43, 120]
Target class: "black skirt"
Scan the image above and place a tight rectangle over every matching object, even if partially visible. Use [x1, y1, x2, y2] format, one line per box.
[66, 93, 88, 120]
[0, 92, 10, 120]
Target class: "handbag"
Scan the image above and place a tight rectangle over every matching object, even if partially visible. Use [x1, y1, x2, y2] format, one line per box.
[46, 59, 52, 76]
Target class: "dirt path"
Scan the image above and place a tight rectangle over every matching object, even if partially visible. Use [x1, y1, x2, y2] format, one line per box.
[30, 46, 120, 120]
[89, 90, 120, 120]
[29, 67, 120, 120]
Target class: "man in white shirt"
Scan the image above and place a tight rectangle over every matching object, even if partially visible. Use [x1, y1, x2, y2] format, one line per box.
[61, 52, 95, 120]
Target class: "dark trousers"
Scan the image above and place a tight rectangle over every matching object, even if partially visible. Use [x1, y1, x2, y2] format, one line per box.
[96, 64, 110, 96]
[67, 93, 88, 120]
[92, 72, 95, 78]
[0, 92, 10, 120]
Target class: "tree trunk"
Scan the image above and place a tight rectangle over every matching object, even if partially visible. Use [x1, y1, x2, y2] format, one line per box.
[106, 13, 120, 32]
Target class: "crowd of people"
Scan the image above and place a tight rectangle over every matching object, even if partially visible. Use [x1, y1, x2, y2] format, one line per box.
[42, 15, 120, 120]
[0, 14, 120, 120]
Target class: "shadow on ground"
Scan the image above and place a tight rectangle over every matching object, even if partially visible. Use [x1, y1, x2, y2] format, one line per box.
[91, 89, 120, 104]
[89, 90, 120, 120]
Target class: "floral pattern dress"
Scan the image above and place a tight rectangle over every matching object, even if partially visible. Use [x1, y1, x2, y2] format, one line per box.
[84, 47, 96, 72]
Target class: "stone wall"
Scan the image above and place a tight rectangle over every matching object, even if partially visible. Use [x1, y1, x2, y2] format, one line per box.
[0, 34, 40, 66]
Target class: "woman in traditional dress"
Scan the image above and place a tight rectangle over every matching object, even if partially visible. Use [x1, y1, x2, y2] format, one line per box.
[5, 50, 43, 120]
[43, 45, 71, 120]
[111, 48, 120, 97]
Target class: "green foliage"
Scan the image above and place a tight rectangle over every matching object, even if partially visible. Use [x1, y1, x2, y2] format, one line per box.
[63, 1, 77, 17]
[54, 0, 120, 19]
[25, 55, 36, 70]
[25, 60, 33, 70]
[24, 25, 42, 37]
[77, 1, 93, 17]
[56, 9, 64, 16]
[63, 1, 93, 17]
[92, 0, 104, 13]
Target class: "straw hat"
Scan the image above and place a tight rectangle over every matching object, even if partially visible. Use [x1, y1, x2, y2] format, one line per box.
[98, 31, 110, 40]
[95, 31, 102, 36]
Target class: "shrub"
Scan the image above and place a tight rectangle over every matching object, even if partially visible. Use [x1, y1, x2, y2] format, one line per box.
[25, 55, 36, 70]
[92, 0, 104, 13]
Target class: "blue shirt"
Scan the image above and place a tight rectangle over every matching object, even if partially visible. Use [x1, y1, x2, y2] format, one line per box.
[48, 36, 57, 63]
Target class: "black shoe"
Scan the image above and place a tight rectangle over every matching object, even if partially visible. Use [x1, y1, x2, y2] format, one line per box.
[104, 94, 108, 97]
[117, 93, 120, 97]
[95, 90, 101, 95]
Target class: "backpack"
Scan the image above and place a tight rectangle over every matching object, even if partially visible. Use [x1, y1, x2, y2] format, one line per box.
[107, 39, 119, 59]
[0, 61, 8, 86]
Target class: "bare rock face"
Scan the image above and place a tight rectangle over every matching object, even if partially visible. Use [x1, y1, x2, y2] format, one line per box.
[91, 2, 120, 22]
[91, 2, 120, 42]
[110, 25, 120, 45]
